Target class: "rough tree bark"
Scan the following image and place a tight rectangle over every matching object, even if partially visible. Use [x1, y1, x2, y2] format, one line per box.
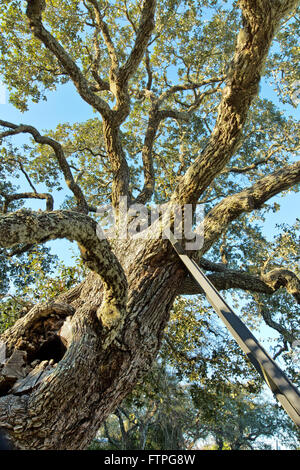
[0, 0, 299, 449]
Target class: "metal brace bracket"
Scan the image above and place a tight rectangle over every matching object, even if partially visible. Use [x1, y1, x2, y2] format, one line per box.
[169, 232, 300, 428]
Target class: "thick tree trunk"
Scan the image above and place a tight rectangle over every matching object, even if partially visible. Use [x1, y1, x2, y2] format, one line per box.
[0, 238, 183, 449]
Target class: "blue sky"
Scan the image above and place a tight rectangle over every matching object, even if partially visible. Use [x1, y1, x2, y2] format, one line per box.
[0, 82, 98, 265]
[1, 83, 95, 135]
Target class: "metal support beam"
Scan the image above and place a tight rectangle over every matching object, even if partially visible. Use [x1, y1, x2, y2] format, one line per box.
[169, 233, 300, 428]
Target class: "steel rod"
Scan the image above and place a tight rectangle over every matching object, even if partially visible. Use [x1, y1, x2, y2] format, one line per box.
[169, 233, 300, 428]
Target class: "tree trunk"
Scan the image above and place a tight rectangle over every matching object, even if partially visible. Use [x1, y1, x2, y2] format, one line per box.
[0, 238, 184, 449]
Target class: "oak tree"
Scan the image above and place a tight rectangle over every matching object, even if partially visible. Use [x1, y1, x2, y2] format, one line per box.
[0, 0, 299, 449]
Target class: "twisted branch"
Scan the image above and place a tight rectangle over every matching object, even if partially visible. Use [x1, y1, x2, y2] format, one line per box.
[0, 209, 128, 329]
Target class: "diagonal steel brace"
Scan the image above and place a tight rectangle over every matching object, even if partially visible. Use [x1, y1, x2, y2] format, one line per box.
[169, 233, 300, 428]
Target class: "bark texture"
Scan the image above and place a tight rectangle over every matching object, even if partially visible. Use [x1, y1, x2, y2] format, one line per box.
[0, 237, 183, 449]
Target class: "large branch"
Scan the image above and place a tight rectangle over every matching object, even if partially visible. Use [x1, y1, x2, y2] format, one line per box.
[86, 0, 156, 125]
[102, 119, 131, 209]
[0, 191, 54, 213]
[171, 0, 300, 205]
[179, 270, 272, 295]
[261, 268, 300, 304]
[179, 267, 300, 305]
[25, 0, 111, 119]
[133, 109, 158, 205]
[0, 209, 128, 329]
[84, 1, 157, 206]
[133, 81, 223, 205]
[24, 1, 155, 209]
[108, 0, 157, 126]
[118, 0, 156, 87]
[87, 0, 119, 74]
[202, 160, 300, 255]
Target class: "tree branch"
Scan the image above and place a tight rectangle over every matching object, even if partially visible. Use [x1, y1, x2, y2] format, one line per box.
[0, 120, 89, 213]
[133, 109, 159, 205]
[178, 270, 272, 296]
[84, 0, 157, 208]
[202, 160, 300, 255]
[103, 0, 157, 126]
[171, 0, 300, 205]
[87, 0, 119, 73]
[102, 119, 131, 209]
[221, 144, 290, 175]
[133, 110, 189, 205]
[88, 27, 111, 92]
[1, 191, 54, 213]
[178, 266, 300, 305]
[261, 268, 300, 304]
[118, 0, 156, 86]
[14, 158, 38, 193]
[253, 294, 296, 345]
[25, 0, 111, 118]
[133, 80, 223, 205]
[144, 50, 153, 91]
[156, 76, 225, 109]
[0, 209, 128, 329]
